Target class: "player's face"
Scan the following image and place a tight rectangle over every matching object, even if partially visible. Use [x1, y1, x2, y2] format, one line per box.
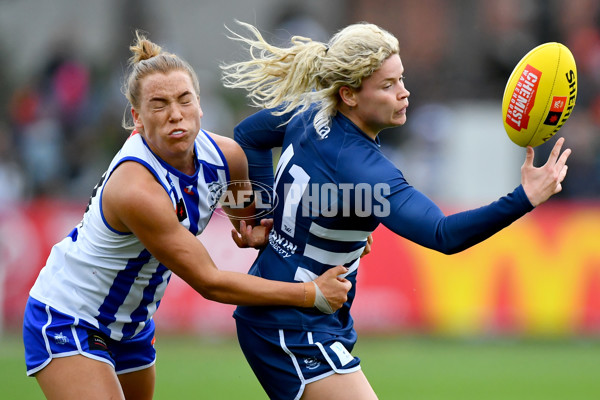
[132, 70, 202, 173]
[349, 54, 410, 138]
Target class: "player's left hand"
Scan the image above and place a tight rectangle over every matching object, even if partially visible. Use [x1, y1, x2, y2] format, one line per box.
[231, 219, 273, 249]
[521, 137, 571, 207]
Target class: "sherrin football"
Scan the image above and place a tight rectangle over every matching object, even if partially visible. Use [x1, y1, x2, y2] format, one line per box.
[502, 42, 577, 147]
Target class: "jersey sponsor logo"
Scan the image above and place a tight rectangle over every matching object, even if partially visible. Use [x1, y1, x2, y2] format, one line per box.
[88, 333, 110, 353]
[184, 185, 195, 195]
[269, 229, 297, 258]
[176, 198, 188, 222]
[506, 64, 542, 131]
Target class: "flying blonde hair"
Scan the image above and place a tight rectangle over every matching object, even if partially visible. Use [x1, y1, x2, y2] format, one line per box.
[221, 21, 399, 138]
[121, 30, 200, 131]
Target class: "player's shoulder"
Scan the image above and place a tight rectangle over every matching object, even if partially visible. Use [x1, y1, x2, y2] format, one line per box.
[205, 131, 247, 178]
[336, 134, 399, 183]
[205, 131, 239, 155]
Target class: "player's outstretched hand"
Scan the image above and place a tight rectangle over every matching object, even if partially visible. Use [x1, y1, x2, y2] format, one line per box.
[231, 219, 274, 249]
[312, 265, 352, 313]
[521, 137, 571, 207]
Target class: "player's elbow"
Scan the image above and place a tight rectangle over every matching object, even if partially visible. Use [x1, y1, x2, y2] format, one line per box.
[180, 268, 227, 302]
[194, 277, 225, 302]
[436, 242, 470, 255]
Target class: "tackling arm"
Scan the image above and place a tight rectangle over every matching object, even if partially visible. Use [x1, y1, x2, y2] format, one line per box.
[101, 160, 350, 311]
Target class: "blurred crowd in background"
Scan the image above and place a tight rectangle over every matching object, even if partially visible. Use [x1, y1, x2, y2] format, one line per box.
[0, 0, 598, 204]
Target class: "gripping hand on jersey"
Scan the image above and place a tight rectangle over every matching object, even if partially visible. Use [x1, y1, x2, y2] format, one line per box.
[311, 266, 352, 314]
[231, 219, 274, 249]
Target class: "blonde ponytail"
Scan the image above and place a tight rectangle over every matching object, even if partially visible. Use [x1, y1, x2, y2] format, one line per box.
[222, 21, 399, 137]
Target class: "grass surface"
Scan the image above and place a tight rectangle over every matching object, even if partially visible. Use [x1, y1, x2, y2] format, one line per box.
[3, 332, 600, 399]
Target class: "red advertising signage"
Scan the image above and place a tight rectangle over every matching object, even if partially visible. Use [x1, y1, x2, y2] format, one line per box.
[2, 200, 600, 337]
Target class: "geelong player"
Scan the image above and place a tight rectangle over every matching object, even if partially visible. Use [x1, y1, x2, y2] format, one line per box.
[222, 21, 571, 399]
[22, 30, 352, 400]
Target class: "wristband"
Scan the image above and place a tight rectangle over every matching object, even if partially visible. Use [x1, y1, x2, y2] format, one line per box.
[312, 281, 334, 314]
[302, 282, 315, 308]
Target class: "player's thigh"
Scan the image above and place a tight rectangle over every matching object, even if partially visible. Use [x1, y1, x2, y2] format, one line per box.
[301, 370, 378, 400]
[118, 364, 156, 400]
[35, 354, 124, 400]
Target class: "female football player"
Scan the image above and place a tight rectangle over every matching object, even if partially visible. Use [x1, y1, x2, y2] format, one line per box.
[22, 30, 351, 400]
[222, 21, 571, 399]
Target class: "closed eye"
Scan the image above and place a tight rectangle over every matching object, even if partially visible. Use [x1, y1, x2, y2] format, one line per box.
[150, 99, 167, 110]
[179, 92, 195, 105]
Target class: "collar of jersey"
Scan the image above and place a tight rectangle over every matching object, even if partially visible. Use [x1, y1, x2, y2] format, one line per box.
[139, 134, 200, 183]
[334, 112, 381, 148]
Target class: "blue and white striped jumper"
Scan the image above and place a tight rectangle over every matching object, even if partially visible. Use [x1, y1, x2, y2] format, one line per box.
[29, 131, 229, 341]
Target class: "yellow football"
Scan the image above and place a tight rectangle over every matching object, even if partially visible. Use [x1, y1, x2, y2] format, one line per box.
[502, 42, 577, 147]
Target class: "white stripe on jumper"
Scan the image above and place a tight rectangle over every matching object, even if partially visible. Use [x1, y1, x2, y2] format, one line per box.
[309, 223, 371, 242]
[304, 244, 364, 266]
[294, 258, 360, 283]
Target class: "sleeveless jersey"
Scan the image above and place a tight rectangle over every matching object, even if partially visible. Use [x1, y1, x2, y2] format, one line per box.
[233, 107, 533, 334]
[29, 131, 229, 340]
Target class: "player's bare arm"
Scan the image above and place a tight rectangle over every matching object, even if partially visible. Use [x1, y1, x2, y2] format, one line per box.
[102, 161, 350, 310]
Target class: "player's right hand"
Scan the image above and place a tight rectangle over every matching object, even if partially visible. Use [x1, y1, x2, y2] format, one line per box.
[313, 265, 352, 312]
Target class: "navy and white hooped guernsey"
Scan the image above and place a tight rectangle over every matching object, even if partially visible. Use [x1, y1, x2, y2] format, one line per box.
[29, 130, 229, 341]
[233, 106, 534, 335]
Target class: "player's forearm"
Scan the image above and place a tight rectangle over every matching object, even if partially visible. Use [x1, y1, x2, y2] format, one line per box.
[225, 203, 258, 232]
[194, 270, 314, 307]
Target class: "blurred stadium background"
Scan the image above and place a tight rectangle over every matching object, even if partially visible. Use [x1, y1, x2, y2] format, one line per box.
[1, 0, 600, 398]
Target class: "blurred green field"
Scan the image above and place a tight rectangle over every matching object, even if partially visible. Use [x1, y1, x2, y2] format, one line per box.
[2, 332, 599, 399]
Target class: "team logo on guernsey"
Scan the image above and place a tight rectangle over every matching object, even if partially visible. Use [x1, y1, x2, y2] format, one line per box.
[207, 181, 225, 211]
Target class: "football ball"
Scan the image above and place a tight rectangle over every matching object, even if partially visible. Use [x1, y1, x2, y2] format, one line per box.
[502, 42, 577, 147]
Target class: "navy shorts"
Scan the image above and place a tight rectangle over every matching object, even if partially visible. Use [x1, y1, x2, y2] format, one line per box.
[23, 297, 156, 376]
[236, 319, 361, 400]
